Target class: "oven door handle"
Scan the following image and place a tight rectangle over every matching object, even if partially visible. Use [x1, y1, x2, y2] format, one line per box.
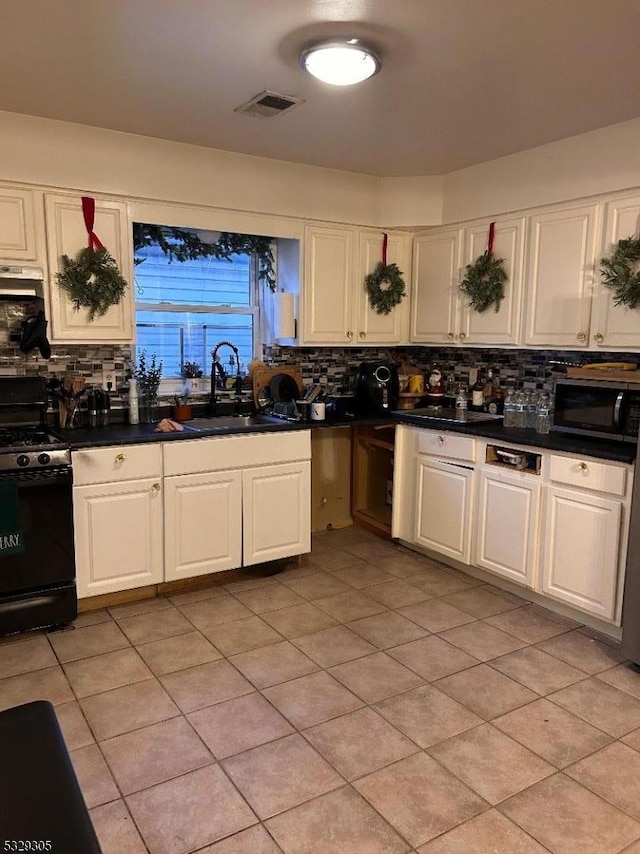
[614, 391, 625, 430]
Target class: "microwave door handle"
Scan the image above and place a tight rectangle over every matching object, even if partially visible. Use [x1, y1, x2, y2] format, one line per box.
[614, 391, 625, 429]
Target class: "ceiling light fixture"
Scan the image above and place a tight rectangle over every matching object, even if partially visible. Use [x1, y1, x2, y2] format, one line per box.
[300, 39, 381, 86]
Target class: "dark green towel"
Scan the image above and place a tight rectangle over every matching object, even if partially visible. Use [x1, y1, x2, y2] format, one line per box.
[0, 481, 24, 556]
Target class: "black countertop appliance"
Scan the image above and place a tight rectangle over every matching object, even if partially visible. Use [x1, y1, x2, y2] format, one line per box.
[355, 362, 400, 415]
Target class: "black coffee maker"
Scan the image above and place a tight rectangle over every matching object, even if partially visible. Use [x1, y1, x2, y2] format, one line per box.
[355, 362, 400, 415]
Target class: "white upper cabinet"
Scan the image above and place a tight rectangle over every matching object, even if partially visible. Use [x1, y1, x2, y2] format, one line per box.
[301, 224, 410, 345]
[523, 203, 599, 348]
[302, 224, 354, 344]
[459, 216, 526, 346]
[357, 230, 410, 344]
[0, 184, 46, 264]
[591, 194, 640, 350]
[410, 228, 462, 344]
[44, 193, 134, 343]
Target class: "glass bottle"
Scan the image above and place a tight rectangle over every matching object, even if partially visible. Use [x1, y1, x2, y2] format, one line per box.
[471, 370, 485, 412]
[455, 385, 468, 421]
[525, 390, 539, 429]
[536, 393, 552, 434]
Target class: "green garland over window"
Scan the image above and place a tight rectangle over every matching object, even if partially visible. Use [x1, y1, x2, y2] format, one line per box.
[132, 223, 277, 291]
[460, 252, 508, 313]
[56, 247, 128, 322]
[600, 237, 640, 309]
[364, 262, 406, 315]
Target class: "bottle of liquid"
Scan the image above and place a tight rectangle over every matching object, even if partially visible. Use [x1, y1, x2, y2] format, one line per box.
[485, 376, 504, 415]
[471, 370, 485, 412]
[513, 391, 527, 428]
[128, 378, 140, 425]
[536, 393, 552, 434]
[483, 369, 494, 405]
[503, 388, 515, 427]
[455, 386, 468, 421]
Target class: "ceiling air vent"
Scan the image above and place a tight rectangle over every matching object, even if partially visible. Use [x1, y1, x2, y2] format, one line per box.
[234, 90, 304, 119]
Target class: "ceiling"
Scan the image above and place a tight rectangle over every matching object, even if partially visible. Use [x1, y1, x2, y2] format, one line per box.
[2, 0, 640, 178]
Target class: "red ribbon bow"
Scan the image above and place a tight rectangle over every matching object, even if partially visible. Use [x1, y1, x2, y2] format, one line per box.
[382, 232, 388, 266]
[487, 221, 496, 256]
[81, 197, 105, 251]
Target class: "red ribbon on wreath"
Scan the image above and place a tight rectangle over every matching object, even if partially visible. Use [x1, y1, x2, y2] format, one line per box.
[382, 232, 388, 265]
[81, 196, 105, 251]
[487, 221, 495, 256]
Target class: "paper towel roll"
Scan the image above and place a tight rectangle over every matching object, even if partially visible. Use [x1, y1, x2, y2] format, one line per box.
[274, 292, 295, 339]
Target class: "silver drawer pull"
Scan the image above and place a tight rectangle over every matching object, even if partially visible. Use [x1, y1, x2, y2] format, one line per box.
[579, 462, 588, 471]
[115, 453, 126, 464]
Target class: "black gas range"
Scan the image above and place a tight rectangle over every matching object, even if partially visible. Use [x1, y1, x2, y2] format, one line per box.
[0, 377, 76, 635]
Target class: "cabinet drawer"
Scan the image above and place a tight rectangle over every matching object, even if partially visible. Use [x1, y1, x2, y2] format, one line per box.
[417, 430, 476, 463]
[549, 454, 627, 496]
[72, 444, 162, 486]
[163, 431, 311, 476]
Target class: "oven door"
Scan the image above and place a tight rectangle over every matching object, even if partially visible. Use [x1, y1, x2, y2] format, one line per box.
[552, 380, 627, 441]
[0, 466, 76, 634]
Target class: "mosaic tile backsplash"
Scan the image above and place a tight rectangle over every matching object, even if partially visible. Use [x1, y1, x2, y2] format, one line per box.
[1, 298, 638, 411]
[264, 344, 640, 393]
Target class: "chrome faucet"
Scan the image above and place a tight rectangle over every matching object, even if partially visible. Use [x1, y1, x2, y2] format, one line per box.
[209, 340, 242, 415]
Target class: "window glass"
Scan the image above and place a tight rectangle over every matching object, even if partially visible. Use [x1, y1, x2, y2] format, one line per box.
[133, 226, 260, 378]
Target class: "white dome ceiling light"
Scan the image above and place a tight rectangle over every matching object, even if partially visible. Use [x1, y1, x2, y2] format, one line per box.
[300, 39, 381, 86]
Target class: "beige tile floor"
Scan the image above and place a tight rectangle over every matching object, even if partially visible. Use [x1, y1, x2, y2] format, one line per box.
[3, 527, 640, 853]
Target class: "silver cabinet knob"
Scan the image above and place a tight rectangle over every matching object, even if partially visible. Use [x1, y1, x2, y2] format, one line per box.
[115, 453, 126, 464]
[359, 331, 366, 339]
[579, 462, 588, 471]
[152, 483, 161, 491]
[459, 332, 466, 341]
[577, 332, 586, 342]
[447, 332, 455, 340]
[346, 330, 353, 340]
[594, 333, 604, 343]
[437, 435, 446, 444]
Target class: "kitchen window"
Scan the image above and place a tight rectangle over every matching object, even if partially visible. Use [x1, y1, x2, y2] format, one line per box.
[133, 224, 265, 378]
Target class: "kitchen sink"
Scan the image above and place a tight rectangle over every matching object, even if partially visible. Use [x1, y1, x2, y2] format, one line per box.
[184, 414, 287, 431]
[397, 407, 503, 423]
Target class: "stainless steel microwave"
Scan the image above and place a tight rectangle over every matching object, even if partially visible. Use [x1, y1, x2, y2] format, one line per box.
[552, 378, 640, 443]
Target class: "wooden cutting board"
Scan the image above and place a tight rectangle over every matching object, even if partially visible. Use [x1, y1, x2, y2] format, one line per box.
[252, 366, 303, 407]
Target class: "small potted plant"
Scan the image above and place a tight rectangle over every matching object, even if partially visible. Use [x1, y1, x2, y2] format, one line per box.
[181, 360, 203, 395]
[134, 351, 163, 423]
[173, 392, 193, 422]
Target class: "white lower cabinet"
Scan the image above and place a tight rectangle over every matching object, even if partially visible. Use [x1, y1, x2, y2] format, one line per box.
[243, 462, 311, 566]
[475, 468, 541, 587]
[74, 477, 163, 598]
[73, 432, 311, 598]
[541, 485, 622, 621]
[164, 470, 242, 581]
[415, 457, 475, 564]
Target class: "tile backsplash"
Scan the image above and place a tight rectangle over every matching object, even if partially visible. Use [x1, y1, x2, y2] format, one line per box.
[0, 299, 132, 399]
[264, 344, 640, 392]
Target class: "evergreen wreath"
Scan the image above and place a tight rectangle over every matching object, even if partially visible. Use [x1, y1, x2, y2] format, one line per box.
[460, 252, 508, 313]
[364, 262, 406, 315]
[600, 237, 640, 309]
[57, 247, 128, 322]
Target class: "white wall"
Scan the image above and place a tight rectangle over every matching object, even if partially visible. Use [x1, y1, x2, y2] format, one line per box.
[442, 118, 640, 223]
[380, 176, 445, 227]
[0, 111, 387, 226]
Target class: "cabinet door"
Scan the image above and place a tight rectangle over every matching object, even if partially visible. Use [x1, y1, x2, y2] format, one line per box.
[356, 230, 410, 344]
[243, 461, 311, 566]
[523, 204, 598, 347]
[410, 228, 462, 344]
[475, 468, 540, 587]
[74, 478, 163, 598]
[302, 225, 354, 344]
[44, 193, 133, 342]
[459, 217, 525, 345]
[592, 194, 640, 349]
[164, 470, 242, 581]
[542, 485, 621, 621]
[415, 457, 474, 564]
[0, 186, 44, 262]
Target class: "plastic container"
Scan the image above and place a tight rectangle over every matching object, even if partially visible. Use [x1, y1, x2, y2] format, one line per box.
[503, 389, 515, 427]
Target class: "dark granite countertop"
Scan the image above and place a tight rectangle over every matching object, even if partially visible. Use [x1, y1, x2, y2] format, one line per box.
[59, 411, 635, 463]
[394, 412, 637, 464]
